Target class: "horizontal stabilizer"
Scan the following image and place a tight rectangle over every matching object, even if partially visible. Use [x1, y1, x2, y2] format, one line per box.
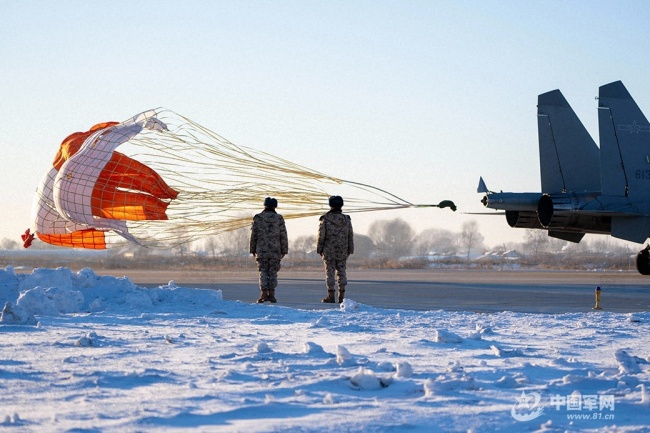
[611, 216, 650, 244]
[548, 231, 585, 243]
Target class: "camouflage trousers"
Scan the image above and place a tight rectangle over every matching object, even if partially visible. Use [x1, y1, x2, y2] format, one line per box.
[256, 257, 282, 291]
[323, 259, 347, 289]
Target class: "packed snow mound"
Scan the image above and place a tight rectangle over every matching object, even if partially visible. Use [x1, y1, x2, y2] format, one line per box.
[349, 367, 392, 390]
[0, 267, 222, 319]
[0, 302, 37, 325]
[17, 286, 84, 315]
[615, 349, 643, 374]
[434, 328, 463, 343]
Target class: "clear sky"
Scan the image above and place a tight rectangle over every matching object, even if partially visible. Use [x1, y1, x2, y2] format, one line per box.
[2, 0, 650, 249]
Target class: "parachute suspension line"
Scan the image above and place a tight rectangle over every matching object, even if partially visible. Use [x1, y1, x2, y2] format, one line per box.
[36, 107, 455, 250]
[338, 179, 414, 206]
[118, 108, 456, 247]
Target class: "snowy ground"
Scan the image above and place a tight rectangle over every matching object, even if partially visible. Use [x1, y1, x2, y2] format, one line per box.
[2, 266, 650, 432]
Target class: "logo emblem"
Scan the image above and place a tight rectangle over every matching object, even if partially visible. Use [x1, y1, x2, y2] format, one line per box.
[619, 121, 650, 134]
[511, 391, 544, 421]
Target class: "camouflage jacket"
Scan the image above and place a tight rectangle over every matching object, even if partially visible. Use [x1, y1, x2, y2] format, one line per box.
[249, 210, 288, 259]
[317, 210, 354, 260]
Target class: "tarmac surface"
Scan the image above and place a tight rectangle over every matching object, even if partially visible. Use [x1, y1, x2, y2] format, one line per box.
[105, 268, 650, 313]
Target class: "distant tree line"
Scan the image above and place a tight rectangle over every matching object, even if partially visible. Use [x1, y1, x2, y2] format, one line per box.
[0, 219, 637, 271]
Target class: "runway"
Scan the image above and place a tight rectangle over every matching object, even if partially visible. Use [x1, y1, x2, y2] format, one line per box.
[109, 268, 650, 313]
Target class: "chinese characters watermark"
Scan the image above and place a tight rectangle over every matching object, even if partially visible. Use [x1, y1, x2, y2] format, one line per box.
[511, 391, 615, 422]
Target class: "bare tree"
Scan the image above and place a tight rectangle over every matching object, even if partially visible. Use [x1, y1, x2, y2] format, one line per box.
[176, 240, 191, 259]
[171, 227, 193, 259]
[352, 234, 376, 259]
[548, 236, 568, 252]
[368, 218, 414, 258]
[291, 235, 317, 257]
[588, 237, 632, 255]
[204, 236, 220, 258]
[460, 220, 485, 259]
[414, 228, 458, 256]
[220, 227, 250, 257]
[524, 229, 550, 254]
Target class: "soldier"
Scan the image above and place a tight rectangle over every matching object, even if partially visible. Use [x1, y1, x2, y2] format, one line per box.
[249, 197, 288, 303]
[317, 195, 354, 303]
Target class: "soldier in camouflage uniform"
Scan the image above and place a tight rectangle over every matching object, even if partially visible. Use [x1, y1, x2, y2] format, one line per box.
[317, 195, 354, 303]
[250, 197, 288, 303]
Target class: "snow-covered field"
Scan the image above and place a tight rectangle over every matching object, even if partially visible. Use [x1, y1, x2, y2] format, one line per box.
[2, 266, 650, 432]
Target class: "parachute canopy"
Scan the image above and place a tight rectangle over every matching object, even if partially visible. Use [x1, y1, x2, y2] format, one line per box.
[29, 108, 455, 249]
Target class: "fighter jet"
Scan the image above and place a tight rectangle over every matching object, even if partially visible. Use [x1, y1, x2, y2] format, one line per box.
[478, 81, 650, 274]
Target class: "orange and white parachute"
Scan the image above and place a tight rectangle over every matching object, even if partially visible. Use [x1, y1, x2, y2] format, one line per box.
[26, 108, 455, 249]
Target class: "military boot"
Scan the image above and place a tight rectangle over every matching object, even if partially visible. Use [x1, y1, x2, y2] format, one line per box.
[268, 289, 277, 303]
[257, 290, 269, 303]
[338, 286, 345, 304]
[321, 289, 335, 303]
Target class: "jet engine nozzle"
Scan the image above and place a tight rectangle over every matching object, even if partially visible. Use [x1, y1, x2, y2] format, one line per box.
[537, 194, 554, 227]
[536, 193, 610, 235]
[537, 193, 578, 227]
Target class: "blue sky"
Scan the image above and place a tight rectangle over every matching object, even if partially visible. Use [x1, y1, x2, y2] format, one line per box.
[2, 1, 650, 248]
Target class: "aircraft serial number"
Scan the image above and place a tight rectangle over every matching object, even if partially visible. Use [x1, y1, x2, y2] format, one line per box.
[635, 169, 650, 180]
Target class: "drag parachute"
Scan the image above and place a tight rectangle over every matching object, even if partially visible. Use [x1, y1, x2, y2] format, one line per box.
[27, 108, 455, 249]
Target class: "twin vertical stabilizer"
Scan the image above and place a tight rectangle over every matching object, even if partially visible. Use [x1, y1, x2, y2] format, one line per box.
[598, 80, 650, 198]
[537, 89, 601, 194]
[478, 80, 650, 273]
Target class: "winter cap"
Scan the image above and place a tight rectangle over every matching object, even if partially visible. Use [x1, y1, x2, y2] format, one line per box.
[328, 195, 344, 208]
[263, 197, 278, 208]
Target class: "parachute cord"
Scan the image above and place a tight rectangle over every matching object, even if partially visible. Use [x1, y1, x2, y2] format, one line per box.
[339, 179, 414, 206]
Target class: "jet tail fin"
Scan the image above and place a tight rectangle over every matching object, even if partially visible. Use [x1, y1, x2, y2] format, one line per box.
[598, 81, 650, 198]
[537, 90, 601, 194]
